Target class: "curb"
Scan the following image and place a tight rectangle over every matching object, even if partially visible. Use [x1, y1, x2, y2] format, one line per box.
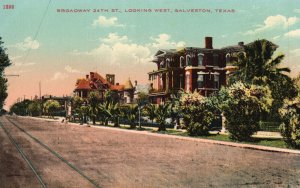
[13, 116, 300, 155]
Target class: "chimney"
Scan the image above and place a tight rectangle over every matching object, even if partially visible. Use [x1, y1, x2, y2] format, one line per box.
[86, 75, 89, 79]
[205, 37, 213, 49]
[135, 80, 137, 87]
[238, 41, 244, 46]
[116, 83, 119, 85]
[90, 72, 94, 79]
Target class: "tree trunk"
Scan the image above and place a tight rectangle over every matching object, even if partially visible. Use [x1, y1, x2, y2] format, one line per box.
[92, 116, 96, 125]
[105, 118, 108, 126]
[158, 123, 166, 131]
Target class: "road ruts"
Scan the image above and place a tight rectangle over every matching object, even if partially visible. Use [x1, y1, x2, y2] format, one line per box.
[0, 116, 99, 188]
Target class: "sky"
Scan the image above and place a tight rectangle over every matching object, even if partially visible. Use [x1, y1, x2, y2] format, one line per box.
[1, 0, 300, 109]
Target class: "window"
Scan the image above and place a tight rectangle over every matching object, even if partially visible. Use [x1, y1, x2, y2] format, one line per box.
[198, 53, 204, 66]
[186, 72, 190, 91]
[197, 74, 204, 88]
[186, 55, 192, 66]
[179, 74, 184, 89]
[213, 54, 219, 66]
[214, 74, 219, 89]
[160, 61, 164, 69]
[166, 58, 170, 68]
[180, 56, 185, 67]
[226, 53, 231, 63]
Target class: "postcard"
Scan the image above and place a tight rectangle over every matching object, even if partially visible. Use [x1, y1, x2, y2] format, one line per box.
[0, 0, 299, 187]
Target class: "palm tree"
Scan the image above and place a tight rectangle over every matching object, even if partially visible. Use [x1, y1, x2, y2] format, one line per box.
[99, 102, 120, 127]
[229, 40, 298, 121]
[87, 92, 101, 125]
[122, 105, 139, 129]
[230, 39, 291, 85]
[144, 103, 156, 125]
[155, 103, 171, 132]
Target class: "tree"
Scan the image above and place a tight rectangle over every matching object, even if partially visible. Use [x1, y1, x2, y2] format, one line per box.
[155, 103, 171, 132]
[27, 101, 41, 116]
[71, 96, 84, 123]
[99, 102, 120, 127]
[220, 82, 273, 141]
[180, 91, 215, 136]
[43, 100, 60, 118]
[87, 91, 101, 125]
[104, 90, 119, 104]
[144, 103, 156, 125]
[122, 105, 139, 129]
[279, 95, 300, 148]
[229, 39, 297, 121]
[0, 37, 11, 112]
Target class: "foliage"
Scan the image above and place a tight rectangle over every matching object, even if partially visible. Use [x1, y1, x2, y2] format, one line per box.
[9, 100, 32, 116]
[87, 91, 101, 124]
[220, 82, 273, 141]
[121, 104, 139, 129]
[180, 91, 215, 136]
[43, 100, 60, 118]
[154, 103, 171, 132]
[279, 95, 300, 148]
[229, 39, 298, 121]
[136, 92, 149, 106]
[0, 37, 11, 111]
[144, 103, 156, 124]
[27, 101, 42, 116]
[99, 101, 120, 127]
[104, 90, 119, 104]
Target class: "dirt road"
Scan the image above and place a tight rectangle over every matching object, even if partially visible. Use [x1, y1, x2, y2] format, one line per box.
[0, 116, 299, 187]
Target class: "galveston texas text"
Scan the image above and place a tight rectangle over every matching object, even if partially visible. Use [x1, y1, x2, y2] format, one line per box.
[56, 8, 235, 13]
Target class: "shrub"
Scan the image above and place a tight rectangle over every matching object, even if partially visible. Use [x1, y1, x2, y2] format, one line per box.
[279, 96, 300, 148]
[180, 91, 214, 136]
[220, 82, 273, 141]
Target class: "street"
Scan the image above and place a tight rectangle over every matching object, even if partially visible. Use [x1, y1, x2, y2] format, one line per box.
[0, 116, 299, 187]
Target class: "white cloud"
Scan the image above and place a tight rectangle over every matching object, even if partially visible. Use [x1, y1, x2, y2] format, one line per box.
[51, 72, 69, 81]
[245, 15, 299, 35]
[15, 37, 40, 50]
[99, 33, 128, 44]
[284, 29, 300, 38]
[149, 33, 186, 49]
[64, 65, 81, 73]
[92, 16, 125, 27]
[14, 62, 36, 66]
[294, 9, 300, 13]
[72, 33, 186, 69]
[272, 35, 281, 40]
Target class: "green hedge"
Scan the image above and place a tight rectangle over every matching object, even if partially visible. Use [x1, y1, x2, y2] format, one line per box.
[259, 121, 281, 132]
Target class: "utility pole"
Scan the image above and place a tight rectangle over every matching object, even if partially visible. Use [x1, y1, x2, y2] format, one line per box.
[39, 81, 42, 117]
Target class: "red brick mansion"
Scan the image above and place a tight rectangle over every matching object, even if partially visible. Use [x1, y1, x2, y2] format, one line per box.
[148, 37, 243, 104]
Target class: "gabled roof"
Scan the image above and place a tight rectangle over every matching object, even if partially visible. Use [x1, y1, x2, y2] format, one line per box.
[124, 79, 134, 90]
[110, 84, 124, 91]
[75, 79, 91, 90]
[91, 72, 108, 84]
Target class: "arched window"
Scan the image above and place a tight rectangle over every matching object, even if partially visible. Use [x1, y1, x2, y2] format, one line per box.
[186, 55, 192, 66]
[226, 53, 231, 63]
[166, 58, 170, 68]
[198, 53, 204, 66]
[180, 56, 185, 67]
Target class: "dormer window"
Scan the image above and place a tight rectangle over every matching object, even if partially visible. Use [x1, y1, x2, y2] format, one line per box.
[186, 55, 192, 66]
[226, 53, 231, 63]
[160, 61, 164, 68]
[198, 53, 204, 66]
[180, 56, 185, 67]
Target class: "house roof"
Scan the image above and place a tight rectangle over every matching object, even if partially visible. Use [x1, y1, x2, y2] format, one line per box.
[124, 79, 134, 90]
[91, 72, 108, 84]
[110, 84, 124, 91]
[75, 79, 91, 90]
